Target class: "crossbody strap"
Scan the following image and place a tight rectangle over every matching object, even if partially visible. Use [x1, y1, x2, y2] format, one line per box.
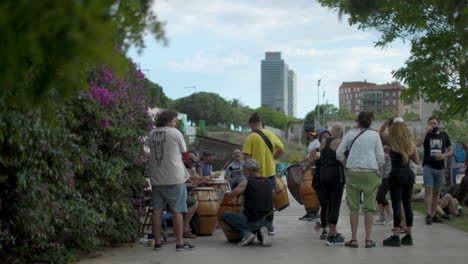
[255, 130, 274, 153]
[347, 129, 368, 154]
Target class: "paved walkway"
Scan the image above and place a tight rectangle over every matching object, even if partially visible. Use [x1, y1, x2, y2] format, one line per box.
[78, 190, 467, 264]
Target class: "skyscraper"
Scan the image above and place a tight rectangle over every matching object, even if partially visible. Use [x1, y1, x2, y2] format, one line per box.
[261, 52, 297, 117]
[287, 69, 297, 117]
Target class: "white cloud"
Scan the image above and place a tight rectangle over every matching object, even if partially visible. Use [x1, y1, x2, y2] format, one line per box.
[167, 51, 250, 73]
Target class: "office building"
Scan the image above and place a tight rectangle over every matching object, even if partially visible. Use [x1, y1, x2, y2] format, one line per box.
[261, 52, 297, 117]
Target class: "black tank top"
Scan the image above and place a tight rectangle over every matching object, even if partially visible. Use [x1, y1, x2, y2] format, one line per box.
[320, 137, 340, 168]
[244, 177, 273, 222]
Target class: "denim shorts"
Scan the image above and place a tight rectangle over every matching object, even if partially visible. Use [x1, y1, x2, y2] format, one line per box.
[151, 183, 187, 212]
[423, 165, 444, 190]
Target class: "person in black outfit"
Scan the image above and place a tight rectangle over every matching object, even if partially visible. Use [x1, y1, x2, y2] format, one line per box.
[383, 118, 420, 247]
[222, 159, 274, 247]
[316, 123, 346, 246]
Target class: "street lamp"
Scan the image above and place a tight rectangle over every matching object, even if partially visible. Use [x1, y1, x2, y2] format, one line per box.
[185, 86, 197, 93]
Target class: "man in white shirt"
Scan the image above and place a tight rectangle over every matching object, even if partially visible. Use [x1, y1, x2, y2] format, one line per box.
[148, 110, 195, 251]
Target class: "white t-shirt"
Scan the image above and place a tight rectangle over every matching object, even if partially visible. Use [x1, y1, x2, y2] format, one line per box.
[148, 127, 189, 185]
[307, 139, 320, 157]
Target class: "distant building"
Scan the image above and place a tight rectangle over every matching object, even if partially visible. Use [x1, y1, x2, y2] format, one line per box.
[339, 81, 376, 114]
[339, 81, 406, 115]
[261, 52, 297, 117]
[287, 69, 297, 117]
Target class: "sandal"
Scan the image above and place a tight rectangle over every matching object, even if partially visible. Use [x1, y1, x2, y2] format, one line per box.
[345, 240, 358, 248]
[183, 231, 197, 239]
[365, 240, 376, 248]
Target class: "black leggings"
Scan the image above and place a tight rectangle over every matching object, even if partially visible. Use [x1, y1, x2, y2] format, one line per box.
[376, 178, 390, 207]
[389, 184, 413, 228]
[317, 167, 344, 227]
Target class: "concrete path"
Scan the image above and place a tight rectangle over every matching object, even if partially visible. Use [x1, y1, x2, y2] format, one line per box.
[78, 191, 467, 264]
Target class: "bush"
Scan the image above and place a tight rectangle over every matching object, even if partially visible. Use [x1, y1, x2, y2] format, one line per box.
[0, 57, 152, 262]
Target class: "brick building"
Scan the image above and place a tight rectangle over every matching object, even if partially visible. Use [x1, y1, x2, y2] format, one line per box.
[339, 81, 406, 115]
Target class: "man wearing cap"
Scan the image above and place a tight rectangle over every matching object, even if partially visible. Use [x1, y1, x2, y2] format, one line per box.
[197, 151, 221, 180]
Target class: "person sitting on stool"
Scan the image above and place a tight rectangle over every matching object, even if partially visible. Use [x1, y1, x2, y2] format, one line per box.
[222, 159, 275, 247]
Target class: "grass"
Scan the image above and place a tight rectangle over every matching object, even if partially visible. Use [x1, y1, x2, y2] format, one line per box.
[412, 184, 468, 233]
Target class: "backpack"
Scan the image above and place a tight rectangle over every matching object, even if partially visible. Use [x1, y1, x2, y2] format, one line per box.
[455, 144, 466, 163]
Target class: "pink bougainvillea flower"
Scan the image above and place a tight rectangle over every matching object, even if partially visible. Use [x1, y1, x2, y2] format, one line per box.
[99, 117, 109, 129]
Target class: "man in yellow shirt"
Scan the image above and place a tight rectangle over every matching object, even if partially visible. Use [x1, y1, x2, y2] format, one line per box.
[242, 112, 284, 235]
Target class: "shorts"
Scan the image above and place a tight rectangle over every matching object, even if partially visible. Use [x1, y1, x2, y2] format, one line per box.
[423, 165, 444, 190]
[186, 195, 197, 208]
[345, 170, 380, 215]
[151, 183, 187, 213]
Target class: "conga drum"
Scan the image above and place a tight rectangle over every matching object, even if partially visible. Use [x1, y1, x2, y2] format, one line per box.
[300, 168, 320, 214]
[286, 164, 304, 204]
[190, 187, 219, 235]
[273, 176, 289, 211]
[205, 180, 230, 204]
[218, 193, 243, 242]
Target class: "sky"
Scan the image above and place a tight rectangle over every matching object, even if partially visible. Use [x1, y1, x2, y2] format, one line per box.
[127, 0, 411, 119]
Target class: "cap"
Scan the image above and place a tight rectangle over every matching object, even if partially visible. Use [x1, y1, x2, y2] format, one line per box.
[304, 125, 315, 133]
[316, 128, 326, 134]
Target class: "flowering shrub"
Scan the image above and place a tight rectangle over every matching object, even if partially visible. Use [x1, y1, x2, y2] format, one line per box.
[0, 57, 152, 262]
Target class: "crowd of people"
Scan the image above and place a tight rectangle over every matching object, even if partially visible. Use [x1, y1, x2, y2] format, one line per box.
[146, 109, 467, 252]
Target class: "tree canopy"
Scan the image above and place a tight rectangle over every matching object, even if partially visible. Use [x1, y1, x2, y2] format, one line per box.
[0, 0, 166, 107]
[143, 79, 173, 108]
[317, 0, 467, 119]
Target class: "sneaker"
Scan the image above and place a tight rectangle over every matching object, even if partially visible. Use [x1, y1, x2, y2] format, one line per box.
[384, 216, 393, 225]
[154, 242, 162, 250]
[326, 235, 336, 246]
[259, 227, 271, 247]
[238, 232, 255, 246]
[374, 216, 385, 225]
[298, 213, 312, 221]
[268, 227, 275, 235]
[176, 241, 195, 251]
[383, 235, 401, 247]
[432, 216, 443, 223]
[320, 230, 328, 240]
[334, 233, 345, 245]
[425, 215, 432, 225]
[401, 234, 413, 246]
[309, 214, 320, 222]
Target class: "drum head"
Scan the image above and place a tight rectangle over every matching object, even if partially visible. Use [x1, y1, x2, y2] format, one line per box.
[205, 181, 228, 185]
[192, 187, 215, 191]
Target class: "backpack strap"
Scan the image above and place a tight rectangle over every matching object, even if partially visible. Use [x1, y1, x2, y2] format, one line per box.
[255, 130, 274, 153]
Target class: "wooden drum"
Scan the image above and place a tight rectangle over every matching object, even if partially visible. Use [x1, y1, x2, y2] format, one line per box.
[190, 187, 219, 235]
[286, 164, 304, 205]
[205, 180, 230, 204]
[218, 194, 243, 242]
[300, 169, 320, 214]
[273, 176, 289, 211]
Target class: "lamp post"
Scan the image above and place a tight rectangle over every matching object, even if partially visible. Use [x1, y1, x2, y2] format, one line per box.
[185, 86, 197, 94]
[316, 79, 321, 127]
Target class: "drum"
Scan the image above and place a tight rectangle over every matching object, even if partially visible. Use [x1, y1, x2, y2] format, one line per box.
[273, 176, 289, 211]
[300, 169, 320, 214]
[286, 164, 304, 204]
[218, 193, 243, 242]
[205, 180, 230, 204]
[190, 187, 219, 235]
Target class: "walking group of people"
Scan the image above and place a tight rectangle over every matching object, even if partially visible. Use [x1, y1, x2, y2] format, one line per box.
[146, 109, 466, 252]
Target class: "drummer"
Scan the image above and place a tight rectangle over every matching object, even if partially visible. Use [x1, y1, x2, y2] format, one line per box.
[221, 159, 274, 247]
[295, 125, 325, 221]
[197, 151, 221, 180]
[182, 153, 201, 239]
[225, 149, 245, 189]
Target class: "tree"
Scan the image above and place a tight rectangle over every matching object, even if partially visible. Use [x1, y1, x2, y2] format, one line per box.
[174, 92, 233, 126]
[143, 79, 173, 108]
[331, 107, 358, 120]
[403, 112, 420, 121]
[317, 0, 467, 119]
[0, 0, 166, 107]
[256, 106, 298, 130]
[304, 104, 339, 126]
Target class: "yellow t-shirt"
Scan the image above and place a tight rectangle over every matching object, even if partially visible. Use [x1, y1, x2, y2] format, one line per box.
[242, 129, 284, 177]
